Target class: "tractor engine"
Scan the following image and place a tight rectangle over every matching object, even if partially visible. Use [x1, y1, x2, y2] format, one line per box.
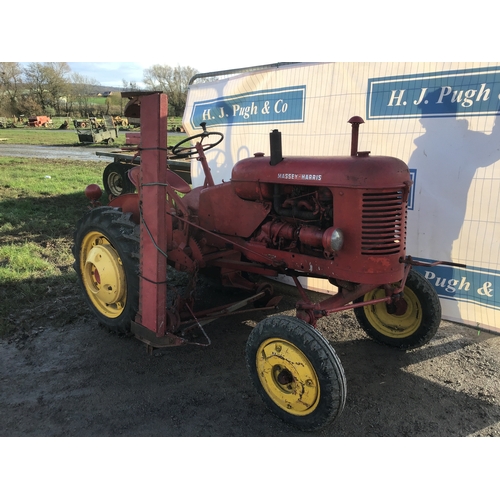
[251, 184, 336, 258]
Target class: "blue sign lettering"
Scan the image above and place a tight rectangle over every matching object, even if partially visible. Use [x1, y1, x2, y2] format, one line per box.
[413, 259, 499, 311]
[366, 66, 500, 119]
[189, 86, 306, 128]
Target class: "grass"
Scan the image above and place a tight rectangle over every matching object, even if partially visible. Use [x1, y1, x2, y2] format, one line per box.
[0, 156, 107, 337]
[0, 121, 187, 337]
[0, 121, 184, 147]
[0, 127, 128, 146]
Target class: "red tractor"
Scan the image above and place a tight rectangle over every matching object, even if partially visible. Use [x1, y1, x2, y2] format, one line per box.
[73, 92, 445, 431]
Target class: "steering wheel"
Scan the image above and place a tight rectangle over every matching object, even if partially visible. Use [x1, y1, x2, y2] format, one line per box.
[171, 122, 224, 158]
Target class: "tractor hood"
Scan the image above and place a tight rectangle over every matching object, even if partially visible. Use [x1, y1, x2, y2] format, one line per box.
[231, 154, 411, 190]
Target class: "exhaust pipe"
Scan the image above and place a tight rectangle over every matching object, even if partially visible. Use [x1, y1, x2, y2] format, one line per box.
[269, 129, 283, 165]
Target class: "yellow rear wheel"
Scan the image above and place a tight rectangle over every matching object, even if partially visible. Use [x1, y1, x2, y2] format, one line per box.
[79, 231, 127, 319]
[73, 207, 139, 333]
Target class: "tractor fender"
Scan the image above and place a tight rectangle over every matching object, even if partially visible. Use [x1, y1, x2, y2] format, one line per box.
[108, 194, 140, 224]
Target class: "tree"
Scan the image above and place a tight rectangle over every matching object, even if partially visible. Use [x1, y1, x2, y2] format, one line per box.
[69, 72, 101, 117]
[143, 64, 198, 116]
[17, 95, 43, 117]
[0, 62, 24, 115]
[122, 79, 139, 91]
[106, 92, 127, 116]
[23, 62, 71, 115]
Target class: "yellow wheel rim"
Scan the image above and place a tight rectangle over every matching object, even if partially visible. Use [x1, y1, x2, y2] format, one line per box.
[80, 231, 127, 318]
[363, 287, 422, 338]
[107, 171, 124, 196]
[255, 338, 320, 416]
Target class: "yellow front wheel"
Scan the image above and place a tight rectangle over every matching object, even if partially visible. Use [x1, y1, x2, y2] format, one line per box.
[246, 316, 346, 431]
[354, 269, 441, 349]
[256, 337, 321, 416]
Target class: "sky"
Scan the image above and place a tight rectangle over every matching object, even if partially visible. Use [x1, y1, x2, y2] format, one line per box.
[65, 60, 268, 89]
[7, 2, 494, 90]
[67, 62, 162, 89]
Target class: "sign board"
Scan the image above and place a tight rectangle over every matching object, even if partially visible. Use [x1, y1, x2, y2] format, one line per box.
[183, 62, 500, 333]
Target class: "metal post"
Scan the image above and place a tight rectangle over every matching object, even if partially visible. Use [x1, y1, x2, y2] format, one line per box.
[138, 93, 168, 336]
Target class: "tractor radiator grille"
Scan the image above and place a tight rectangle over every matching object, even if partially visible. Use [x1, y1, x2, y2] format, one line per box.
[361, 190, 406, 255]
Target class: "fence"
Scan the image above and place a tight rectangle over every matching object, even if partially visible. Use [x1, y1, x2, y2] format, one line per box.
[183, 62, 500, 333]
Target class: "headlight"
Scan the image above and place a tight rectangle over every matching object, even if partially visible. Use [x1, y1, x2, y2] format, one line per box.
[323, 227, 344, 252]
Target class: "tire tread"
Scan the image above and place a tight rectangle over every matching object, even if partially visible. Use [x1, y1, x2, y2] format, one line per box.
[246, 315, 346, 431]
[72, 207, 139, 333]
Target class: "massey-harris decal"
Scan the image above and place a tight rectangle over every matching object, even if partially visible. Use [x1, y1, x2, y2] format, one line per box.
[367, 66, 500, 119]
[277, 173, 322, 181]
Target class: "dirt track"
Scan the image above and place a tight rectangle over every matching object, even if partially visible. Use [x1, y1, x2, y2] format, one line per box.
[0, 144, 111, 162]
[2, 280, 499, 437]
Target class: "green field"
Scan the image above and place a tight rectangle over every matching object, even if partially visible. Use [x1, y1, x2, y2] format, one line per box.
[0, 127, 123, 146]
[0, 156, 106, 337]
[0, 123, 185, 147]
[0, 121, 187, 337]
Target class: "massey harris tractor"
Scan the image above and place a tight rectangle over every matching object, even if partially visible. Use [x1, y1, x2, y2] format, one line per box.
[73, 92, 445, 431]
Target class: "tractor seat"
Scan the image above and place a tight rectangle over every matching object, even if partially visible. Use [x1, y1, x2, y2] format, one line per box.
[128, 167, 191, 194]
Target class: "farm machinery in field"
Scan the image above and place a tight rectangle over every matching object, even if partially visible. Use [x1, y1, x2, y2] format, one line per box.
[74, 115, 118, 144]
[28, 116, 52, 127]
[73, 92, 448, 431]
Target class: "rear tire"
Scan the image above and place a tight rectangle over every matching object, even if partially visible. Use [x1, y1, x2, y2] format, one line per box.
[353, 269, 441, 349]
[103, 162, 135, 197]
[72, 207, 139, 333]
[246, 315, 346, 431]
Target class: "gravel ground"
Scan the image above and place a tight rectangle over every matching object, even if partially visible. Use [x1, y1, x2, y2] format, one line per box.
[0, 144, 111, 162]
[2, 279, 499, 437]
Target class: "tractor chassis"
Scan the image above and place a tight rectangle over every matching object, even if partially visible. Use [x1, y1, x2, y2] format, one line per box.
[116, 94, 447, 349]
[131, 288, 282, 351]
[75, 91, 461, 431]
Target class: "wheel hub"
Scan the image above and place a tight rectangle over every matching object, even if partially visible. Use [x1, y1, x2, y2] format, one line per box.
[276, 367, 294, 386]
[257, 338, 320, 416]
[108, 172, 123, 195]
[386, 294, 408, 316]
[83, 242, 126, 316]
[365, 288, 421, 338]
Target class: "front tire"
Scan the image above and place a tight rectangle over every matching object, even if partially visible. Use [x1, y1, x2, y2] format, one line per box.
[353, 269, 441, 349]
[246, 315, 346, 431]
[72, 207, 139, 333]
